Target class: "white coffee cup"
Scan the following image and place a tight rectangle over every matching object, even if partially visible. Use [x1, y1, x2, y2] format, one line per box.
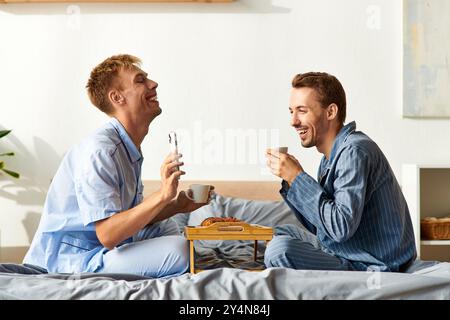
[268, 147, 288, 154]
[186, 184, 212, 203]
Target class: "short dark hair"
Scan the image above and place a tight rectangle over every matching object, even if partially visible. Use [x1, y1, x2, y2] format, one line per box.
[292, 72, 346, 123]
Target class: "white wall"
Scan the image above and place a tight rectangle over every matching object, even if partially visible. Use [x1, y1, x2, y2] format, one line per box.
[0, 0, 449, 251]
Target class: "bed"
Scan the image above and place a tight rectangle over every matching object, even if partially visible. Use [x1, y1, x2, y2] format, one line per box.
[0, 181, 449, 300]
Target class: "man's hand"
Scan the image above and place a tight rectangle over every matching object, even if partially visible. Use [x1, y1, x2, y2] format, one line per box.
[266, 149, 304, 186]
[160, 153, 185, 202]
[174, 187, 215, 214]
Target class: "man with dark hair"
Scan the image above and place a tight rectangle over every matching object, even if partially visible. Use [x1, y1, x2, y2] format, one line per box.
[24, 54, 212, 278]
[264, 72, 416, 272]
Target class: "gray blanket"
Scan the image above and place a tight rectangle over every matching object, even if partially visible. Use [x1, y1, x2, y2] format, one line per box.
[2, 195, 448, 300]
[0, 261, 449, 299]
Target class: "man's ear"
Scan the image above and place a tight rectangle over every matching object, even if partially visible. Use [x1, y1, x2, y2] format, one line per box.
[327, 103, 339, 121]
[108, 90, 125, 105]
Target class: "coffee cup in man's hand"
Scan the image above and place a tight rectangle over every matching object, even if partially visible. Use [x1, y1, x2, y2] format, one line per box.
[186, 184, 212, 203]
[267, 147, 289, 155]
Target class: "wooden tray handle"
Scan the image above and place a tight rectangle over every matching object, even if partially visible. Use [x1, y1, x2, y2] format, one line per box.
[217, 226, 244, 232]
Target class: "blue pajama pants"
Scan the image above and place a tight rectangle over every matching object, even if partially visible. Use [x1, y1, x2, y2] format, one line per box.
[99, 219, 189, 278]
[264, 224, 354, 271]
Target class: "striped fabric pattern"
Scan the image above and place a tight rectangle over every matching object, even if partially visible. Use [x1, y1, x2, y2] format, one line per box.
[266, 121, 416, 272]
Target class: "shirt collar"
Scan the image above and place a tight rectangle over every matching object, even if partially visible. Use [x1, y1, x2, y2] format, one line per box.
[109, 117, 142, 164]
[325, 121, 357, 166]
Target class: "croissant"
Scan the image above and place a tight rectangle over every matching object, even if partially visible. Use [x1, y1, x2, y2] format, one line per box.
[201, 217, 242, 227]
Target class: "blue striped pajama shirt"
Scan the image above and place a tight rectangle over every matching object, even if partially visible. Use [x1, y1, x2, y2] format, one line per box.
[264, 121, 417, 272]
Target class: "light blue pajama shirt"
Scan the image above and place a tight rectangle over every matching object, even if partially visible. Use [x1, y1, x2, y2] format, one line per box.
[24, 117, 188, 278]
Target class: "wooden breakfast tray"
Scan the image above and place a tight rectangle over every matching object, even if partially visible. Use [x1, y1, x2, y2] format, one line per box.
[184, 222, 273, 274]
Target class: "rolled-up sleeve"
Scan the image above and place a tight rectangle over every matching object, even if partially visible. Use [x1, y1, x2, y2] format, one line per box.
[285, 146, 370, 243]
[74, 149, 122, 226]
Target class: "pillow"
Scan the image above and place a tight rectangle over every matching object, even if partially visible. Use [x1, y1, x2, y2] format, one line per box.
[187, 194, 305, 229]
[171, 193, 308, 248]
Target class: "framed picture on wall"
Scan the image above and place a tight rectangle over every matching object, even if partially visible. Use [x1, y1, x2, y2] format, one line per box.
[403, 0, 450, 118]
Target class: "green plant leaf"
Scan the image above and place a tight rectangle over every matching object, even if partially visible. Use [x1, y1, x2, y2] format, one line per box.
[0, 130, 20, 178]
[1, 168, 20, 178]
[0, 130, 12, 139]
